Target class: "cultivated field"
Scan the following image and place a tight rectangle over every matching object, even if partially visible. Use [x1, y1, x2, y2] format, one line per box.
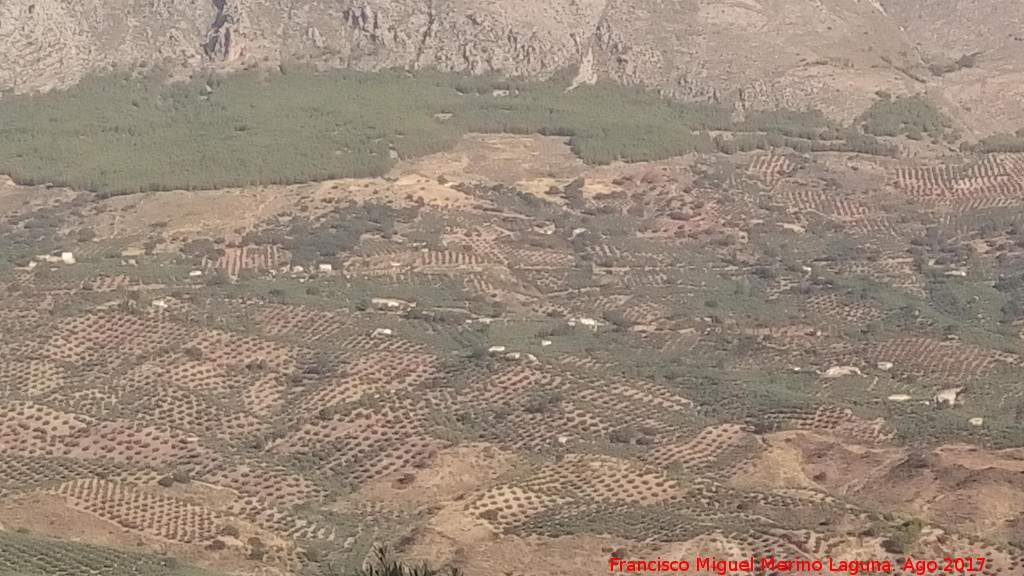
[1, 135, 1024, 576]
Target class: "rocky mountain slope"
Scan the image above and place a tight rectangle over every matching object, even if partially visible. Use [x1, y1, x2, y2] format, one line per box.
[2, 0, 1023, 133]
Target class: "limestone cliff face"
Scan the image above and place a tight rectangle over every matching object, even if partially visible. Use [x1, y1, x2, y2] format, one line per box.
[0, 0, 603, 89]
[0, 0, 212, 92]
[1, 0, 1023, 131]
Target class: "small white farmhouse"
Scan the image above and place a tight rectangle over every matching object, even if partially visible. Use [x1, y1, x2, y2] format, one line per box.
[934, 387, 963, 406]
[821, 366, 862, 378]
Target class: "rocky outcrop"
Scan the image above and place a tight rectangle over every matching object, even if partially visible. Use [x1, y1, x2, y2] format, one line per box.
[1, 0, 1023, 129]
[204, 0, 241, 62]
[0, 0, 213, 93]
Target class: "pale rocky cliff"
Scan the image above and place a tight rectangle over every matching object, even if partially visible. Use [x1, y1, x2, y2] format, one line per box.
[2, 0, 1023, 131]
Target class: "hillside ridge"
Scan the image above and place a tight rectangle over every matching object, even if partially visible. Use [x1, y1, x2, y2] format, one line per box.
[3, 0, 1024, 132]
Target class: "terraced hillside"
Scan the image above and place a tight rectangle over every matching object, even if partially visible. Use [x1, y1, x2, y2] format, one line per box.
[2, 135, 1024, 575]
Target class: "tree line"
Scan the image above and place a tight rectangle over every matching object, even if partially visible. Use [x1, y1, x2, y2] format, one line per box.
[0, 67, 964, 196]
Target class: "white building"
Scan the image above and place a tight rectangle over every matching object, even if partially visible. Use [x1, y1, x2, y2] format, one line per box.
[371, 297, 416, 310]
[934, 387, 963, 406]
[821, 366, 862, 378]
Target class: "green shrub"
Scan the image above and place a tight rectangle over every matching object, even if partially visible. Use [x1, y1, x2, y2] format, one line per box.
[737, 109, 831, 139]
[883, 518, 924, 554]
[324, 546, 463, 576]
[972, 130, 1024, 153]
[858, 93, 952, 139]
